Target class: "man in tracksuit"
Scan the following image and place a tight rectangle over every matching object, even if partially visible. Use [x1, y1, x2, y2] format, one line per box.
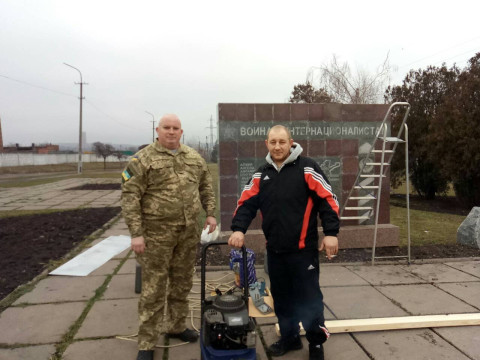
[228, 125, 339, 360]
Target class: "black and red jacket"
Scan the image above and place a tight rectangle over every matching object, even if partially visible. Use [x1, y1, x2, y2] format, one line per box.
[231, 145, 340, 253]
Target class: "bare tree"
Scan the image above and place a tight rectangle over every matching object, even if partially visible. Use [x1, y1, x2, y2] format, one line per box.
[92, 142, 116, 170]
[113, 151, 126, 168]
[307, 53, 392, 104]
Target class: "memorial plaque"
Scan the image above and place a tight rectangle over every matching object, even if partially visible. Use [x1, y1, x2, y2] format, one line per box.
[238, 159, 260, 195]
[220, 121, 388, 142]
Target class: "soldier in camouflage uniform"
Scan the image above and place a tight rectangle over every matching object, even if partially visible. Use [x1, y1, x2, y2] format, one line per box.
[121, 114, 216, 360]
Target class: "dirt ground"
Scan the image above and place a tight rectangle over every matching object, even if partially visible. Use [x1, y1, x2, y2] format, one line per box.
[0, 207, 121, 300]
[67, 183, 121, 190]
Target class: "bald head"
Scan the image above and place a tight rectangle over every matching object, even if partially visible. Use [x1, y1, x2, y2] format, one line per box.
[158, 113, 181, 127]
[156, 114, 183, 150]
[267, 125, 292, 141]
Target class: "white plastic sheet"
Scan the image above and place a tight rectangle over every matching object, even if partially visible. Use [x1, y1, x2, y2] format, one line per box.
[49, 235, 131, 276]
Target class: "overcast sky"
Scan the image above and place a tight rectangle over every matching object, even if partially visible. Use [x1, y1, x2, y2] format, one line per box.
[1, 0, 479, 149]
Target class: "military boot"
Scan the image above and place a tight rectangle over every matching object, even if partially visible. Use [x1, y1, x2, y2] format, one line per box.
[136, 350, 154, 360]
[167, 328, 199, 342]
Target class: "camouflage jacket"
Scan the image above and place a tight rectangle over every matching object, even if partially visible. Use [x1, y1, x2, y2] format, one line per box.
[121, 142, 216, 237]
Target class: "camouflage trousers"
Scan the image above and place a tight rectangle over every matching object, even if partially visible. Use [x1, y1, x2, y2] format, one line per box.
[136, 222, 199, 350]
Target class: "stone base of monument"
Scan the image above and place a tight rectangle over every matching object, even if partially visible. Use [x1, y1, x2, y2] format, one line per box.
[219, 224, 399, 258]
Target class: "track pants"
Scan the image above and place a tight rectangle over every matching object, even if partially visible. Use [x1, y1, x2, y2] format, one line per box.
[267, 249, 329, 345]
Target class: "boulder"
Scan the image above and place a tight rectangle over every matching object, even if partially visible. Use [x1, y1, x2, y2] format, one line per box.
[457, 207, 480, 248]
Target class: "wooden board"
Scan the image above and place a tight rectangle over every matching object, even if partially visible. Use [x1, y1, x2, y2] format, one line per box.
[275, 313, 480, 336]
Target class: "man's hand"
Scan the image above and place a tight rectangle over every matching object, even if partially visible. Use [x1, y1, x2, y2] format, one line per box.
[228, 231, 245, 248]
[131, 236, 146, 254]
[319, 236, 338, 260]
[204, 216, 217, 234]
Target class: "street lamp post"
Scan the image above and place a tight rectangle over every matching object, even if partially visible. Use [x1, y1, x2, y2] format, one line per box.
[64, 63, 85, 174]
[145, 111, 155, 143]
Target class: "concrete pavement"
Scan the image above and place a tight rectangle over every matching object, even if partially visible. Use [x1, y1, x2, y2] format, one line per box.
[0, 178, 479, 359]
[0, 178, 121, 211]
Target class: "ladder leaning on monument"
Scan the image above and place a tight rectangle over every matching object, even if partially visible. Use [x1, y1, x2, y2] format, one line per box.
[339, 102, 412, 265]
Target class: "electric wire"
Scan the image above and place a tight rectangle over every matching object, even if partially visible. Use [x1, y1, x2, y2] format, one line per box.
[115, 273, 238, 348]
[397, 35, 480, 70]
[0, 72, 150, 135]
[0, 73, 76, 97]
[84, 99, 149, 132]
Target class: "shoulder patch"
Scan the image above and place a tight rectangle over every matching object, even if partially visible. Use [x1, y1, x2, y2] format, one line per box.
[132, 156, 139, 161]
[122, 168, 133, 183]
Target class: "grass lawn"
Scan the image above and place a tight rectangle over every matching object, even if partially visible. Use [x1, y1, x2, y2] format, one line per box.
[390, 205, 464, 247]
[0, 164, 122, 188]
[0, 162, 126, 175]
[390, 180, 466, 247]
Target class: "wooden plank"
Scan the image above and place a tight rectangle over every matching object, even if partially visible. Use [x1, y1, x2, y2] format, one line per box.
[275, 313, 480, 336]
[326, 313, 480, 333]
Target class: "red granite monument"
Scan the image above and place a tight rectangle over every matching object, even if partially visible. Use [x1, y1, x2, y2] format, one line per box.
[218, 103, 399, 254]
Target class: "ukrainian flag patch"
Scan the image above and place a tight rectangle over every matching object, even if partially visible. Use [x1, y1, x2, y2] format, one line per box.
[122, 168, 133, 183]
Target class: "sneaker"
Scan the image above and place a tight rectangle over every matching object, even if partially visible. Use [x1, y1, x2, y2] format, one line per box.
[167, 328, 199, 342]
[309, 343, 324, 360]
[136, 350, 154, 360]
[268, 335, 303, 356]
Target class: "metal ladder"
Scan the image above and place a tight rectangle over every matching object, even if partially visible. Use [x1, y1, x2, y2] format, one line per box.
[339, 102, 411, 265]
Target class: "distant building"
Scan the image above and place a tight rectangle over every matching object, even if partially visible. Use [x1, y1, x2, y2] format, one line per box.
[36, 144, 60, 154]
[2, 143, 59, 154]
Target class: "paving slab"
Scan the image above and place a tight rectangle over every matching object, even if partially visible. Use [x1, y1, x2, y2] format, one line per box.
[320, 265, 370, 287]
[346, 264, 425, 285]
[323, 285, 408, 319]
[166, 336, 202, 360]
[63, 338, 164, 360]
[49, 204, 76, 209]
[436, 281, 480, 308]
[11, 205, 47, 210]
[14, 275, 106, 305]
[117, 258, 137, 274]
[354, 328, 471, 359]
[114, 247, 133, 259]
[89, 259, 121, 276]
[90, 203, 115, 208]
[376, 284, 478, 315]
[102, 274, 139, 300]
[0, 344, 56, 360]
[0, 302, 86, 344]
[445, 260, 480, 278]
[402, 263, 480, 283]
[261, 323, 370, 360]
[325, 333, 371, 360]
[434, 325, 480, 360]
[260, 324, 303, 360]
[75, 298, 138, 339]
[0, 205, 21, 210]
